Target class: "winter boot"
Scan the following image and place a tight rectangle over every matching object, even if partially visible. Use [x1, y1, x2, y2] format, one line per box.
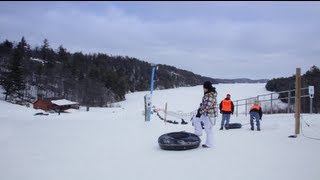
[220, 127, 223, 130]
[202, 144, 210, 148]
[181, 119, 188, 125]
[251, 127, 254, 131]
[257, 127, 261, 131]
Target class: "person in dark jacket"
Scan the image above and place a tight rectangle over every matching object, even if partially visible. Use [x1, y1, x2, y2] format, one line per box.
[249, 101, 263, 131]
[219, 94, 234, 130]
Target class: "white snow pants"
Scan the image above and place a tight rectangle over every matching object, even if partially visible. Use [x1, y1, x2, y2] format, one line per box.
[193, 115, 214, 147]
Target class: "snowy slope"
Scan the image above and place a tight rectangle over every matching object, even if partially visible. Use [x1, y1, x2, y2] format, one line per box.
[0, 83, 319, 180]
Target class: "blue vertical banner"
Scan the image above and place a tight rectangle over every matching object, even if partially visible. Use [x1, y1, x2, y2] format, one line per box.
[147, 66, 156, 122]
[150, 66, 156, 94]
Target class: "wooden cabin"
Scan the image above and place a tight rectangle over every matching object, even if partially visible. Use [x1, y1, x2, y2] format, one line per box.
[33, 97, 79, 111]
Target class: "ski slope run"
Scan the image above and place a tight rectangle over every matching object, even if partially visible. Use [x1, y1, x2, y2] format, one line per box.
[0, 83, 319, 180]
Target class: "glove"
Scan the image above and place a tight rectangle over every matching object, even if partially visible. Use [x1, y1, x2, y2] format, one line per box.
[201, 121, 205, 129]
[220, 111, 222, 114]
[196, 108, 201, 118]
[260, 119, 262, 121]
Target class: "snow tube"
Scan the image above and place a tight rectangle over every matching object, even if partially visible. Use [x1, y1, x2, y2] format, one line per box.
[158, 131, 201, 151]
[228, 123, 242, 129]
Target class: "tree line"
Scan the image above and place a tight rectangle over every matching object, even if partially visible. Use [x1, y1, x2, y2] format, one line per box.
[0, 37, 217, 107]
[265, 66, 320, 113]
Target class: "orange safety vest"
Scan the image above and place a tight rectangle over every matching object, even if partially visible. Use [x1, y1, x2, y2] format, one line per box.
[221, 100, 232, 112]
[250, 105, 261, 111]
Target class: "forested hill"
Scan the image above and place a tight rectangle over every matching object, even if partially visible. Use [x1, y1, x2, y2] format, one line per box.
[0, 37, 265, 107]
[0, 37, 217, 106]
[265, 65, 320, 113]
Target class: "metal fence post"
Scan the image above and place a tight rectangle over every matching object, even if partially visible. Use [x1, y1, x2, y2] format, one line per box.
[270, 93, 273, 114]
[288, 91, 291, 113]
[310, 97, 313, 114]
[236, 100, 238, 117]
[295, 68, 301, 135]
[245, 99, 247, 116]
[146, 65, 156, 122]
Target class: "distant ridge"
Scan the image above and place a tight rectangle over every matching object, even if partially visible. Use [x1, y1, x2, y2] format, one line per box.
[214, 78, 269, 84]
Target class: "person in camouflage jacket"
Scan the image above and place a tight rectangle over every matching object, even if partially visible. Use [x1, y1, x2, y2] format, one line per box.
[199, 88, 216, 116]
[193, 81, 217, 148]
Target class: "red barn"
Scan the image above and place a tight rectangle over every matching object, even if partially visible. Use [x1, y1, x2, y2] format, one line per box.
[33, 97, 79, 111]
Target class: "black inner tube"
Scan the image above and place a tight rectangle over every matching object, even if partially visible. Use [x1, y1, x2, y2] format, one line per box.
[166, 132, 189, 139]
[158, 132, 201, 151]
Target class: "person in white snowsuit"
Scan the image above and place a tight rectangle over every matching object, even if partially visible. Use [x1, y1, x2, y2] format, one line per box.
[193, 81, 217, 148]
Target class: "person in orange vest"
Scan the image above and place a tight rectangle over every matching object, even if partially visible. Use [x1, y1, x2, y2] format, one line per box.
[249, 102, 263, 131]
[219, 94, 234, 130]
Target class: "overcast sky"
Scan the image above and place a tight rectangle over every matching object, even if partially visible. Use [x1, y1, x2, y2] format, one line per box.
[1, 1, 319, 79]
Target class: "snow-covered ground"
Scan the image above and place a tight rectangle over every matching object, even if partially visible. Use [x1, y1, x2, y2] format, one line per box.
[0, 83, 319, 180]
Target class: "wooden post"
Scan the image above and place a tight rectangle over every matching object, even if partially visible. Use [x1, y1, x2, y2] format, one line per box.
[295, 68, 301, 135]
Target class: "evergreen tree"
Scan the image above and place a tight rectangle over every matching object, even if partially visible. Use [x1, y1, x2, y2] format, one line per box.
[0, 39, 14, 55]
[17, 37, 27, 58]
[41, 39, 50, 60]
[11, 48, 26, 98]
[1, 46, 26, 100]
[57, 45, 68, 62]
[41, 39, 56, 65]
[0, 68, 14, 100]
